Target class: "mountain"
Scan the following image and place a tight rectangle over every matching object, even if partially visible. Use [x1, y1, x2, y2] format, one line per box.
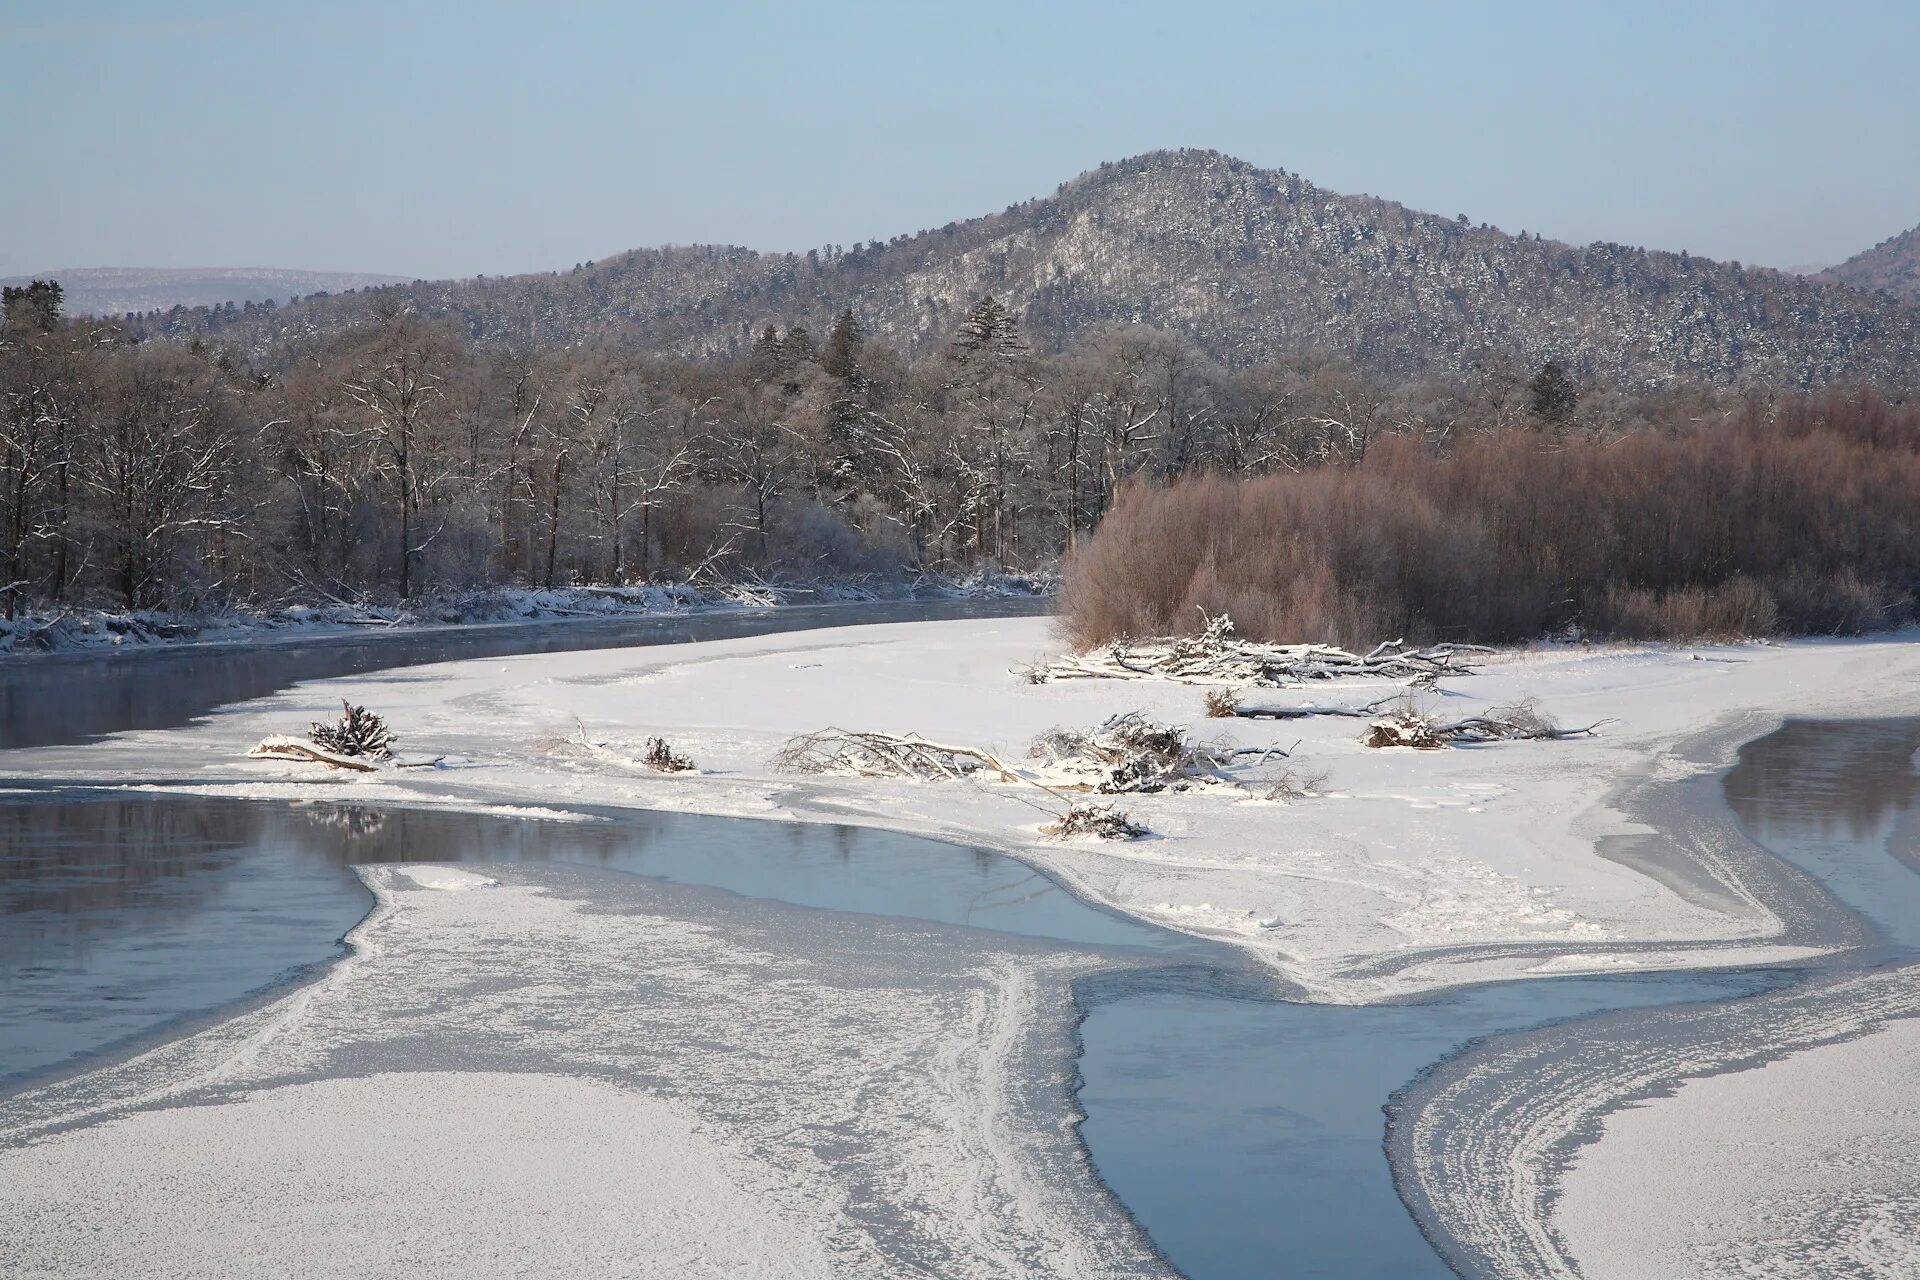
[128, 151, 1920, 390]
[1818, 223, 1920, 302]
[6, 267, 410, 317]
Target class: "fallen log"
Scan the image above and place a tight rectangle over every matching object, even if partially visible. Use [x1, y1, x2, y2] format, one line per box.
[1230, 695, 1399, 721]
[246, 735, 381, 771]
[1365, 699, 1611, 749]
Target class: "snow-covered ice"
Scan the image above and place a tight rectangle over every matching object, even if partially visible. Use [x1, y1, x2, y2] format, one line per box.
[0, 1072, 840, 1279]
[11, 614, 1920, 1276]
[1556, 1013, 1920, 1278]
[0, 862, 1168, 1278]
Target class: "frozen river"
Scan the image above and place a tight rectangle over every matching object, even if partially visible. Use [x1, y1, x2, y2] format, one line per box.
[2, 609, 1912, 1277]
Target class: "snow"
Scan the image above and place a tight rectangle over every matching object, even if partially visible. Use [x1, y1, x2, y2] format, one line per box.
[1555, 1014, 1920, 1278]
[9, 615, 1920, 1273]
[0, 863, 1167, 1278]
[16, 616, 1901, 1002]
[0, 1073, 841, 1279]
[1390, 961, 1920, 1279]
[402, 867, 499, 891]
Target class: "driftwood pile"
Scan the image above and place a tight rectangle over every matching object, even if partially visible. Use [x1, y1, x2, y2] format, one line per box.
[770, 726, 1150, 838]
[643, 736, 696, 772]
[1042, 802, 1148, 840]
[1029, 712, 1279, 794]
[246, 699, 400, 771]
[309, 699, 397, 759]
[1035, 613, 1489, 688]
[767, 712, 1311, 839]
[771, 729, 1020, 781]
[1365, 698, 1607, 749]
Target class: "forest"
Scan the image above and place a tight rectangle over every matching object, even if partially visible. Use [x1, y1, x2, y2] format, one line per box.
[3, 276, 1916, 642]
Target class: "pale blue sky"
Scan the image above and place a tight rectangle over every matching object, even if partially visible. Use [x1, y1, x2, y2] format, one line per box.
[6, 1, 1918, 278]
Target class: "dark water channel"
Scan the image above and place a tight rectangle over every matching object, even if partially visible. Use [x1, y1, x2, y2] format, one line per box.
[0, 597, 1906, 1280]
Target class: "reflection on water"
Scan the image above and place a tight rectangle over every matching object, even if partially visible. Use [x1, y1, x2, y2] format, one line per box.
[0, 791, 1196, 1085]
[1724, 717, 1920, 844]
[1723, 717, 1920, 945]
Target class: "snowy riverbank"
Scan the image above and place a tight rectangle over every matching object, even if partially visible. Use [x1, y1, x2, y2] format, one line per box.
[0, 574, 1048, 657]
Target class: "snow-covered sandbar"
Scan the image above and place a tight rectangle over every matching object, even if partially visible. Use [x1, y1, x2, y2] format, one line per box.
[22, 615, 1915, 1001]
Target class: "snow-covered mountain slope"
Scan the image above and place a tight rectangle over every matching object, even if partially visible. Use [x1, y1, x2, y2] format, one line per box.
[132, 150, 1920, 389]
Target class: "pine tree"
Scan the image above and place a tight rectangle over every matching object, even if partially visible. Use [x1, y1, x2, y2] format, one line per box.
[781, 324, 817, 367]
[748, 324, 782, 383]
[1528, 359, 1579, 424]
[949, 295, 1026, 367]
[822, 308, 862, 381]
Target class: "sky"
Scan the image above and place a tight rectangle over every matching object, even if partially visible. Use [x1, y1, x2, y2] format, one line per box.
[5, 0, 1919, 280]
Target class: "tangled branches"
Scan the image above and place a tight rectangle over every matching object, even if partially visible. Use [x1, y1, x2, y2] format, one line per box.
[771, 729, 1020, 781]
[1034, 612, 1488, 688]
[1030, 712, 1252, 794]
[643, 736, 696, 772]
[544, 722, 698, 774]
[309, 699, 397, 759]
[1365, 697, 1609, 749]
[1042, 803, 1149, 841]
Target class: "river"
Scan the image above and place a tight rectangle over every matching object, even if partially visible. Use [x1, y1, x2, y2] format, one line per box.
[0, 608, 1904, 1277]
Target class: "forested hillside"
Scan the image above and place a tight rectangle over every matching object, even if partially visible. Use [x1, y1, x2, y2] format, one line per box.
[1819, 221, 1920, 301]
[128, 151, 1920, 392]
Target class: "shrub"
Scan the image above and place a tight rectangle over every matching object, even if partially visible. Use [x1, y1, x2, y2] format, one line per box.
[643, 736, 695, 772]
[1202, 687, 1241, 718]
[1061, 407, 1920, 646]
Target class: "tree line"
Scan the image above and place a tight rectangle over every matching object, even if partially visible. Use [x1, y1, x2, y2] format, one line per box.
[0, 275, 1870, 633]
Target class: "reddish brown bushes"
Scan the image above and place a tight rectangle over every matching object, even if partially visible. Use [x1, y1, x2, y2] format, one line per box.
[1061, 401, 1920, 647]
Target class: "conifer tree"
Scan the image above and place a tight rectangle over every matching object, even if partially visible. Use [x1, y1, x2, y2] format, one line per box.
[822, 308, 862, 381]
[949, 295, 1026, 367]
[748, 324, 782, 383]
[0, 280, 63, 332]
[1528, 359, 1579, 424]
[781, 324, 817, 368]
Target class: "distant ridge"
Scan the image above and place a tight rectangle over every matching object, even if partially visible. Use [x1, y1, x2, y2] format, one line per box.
[1819, 223, 1920, 302]
[124, 151, 1920, 390]
[5, 266, 411, 317]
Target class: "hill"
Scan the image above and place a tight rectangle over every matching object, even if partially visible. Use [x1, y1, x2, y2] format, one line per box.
[1818, 223, 1920, 302]
[7, 267, 410, 317]
[126, 151, 1920, 389]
